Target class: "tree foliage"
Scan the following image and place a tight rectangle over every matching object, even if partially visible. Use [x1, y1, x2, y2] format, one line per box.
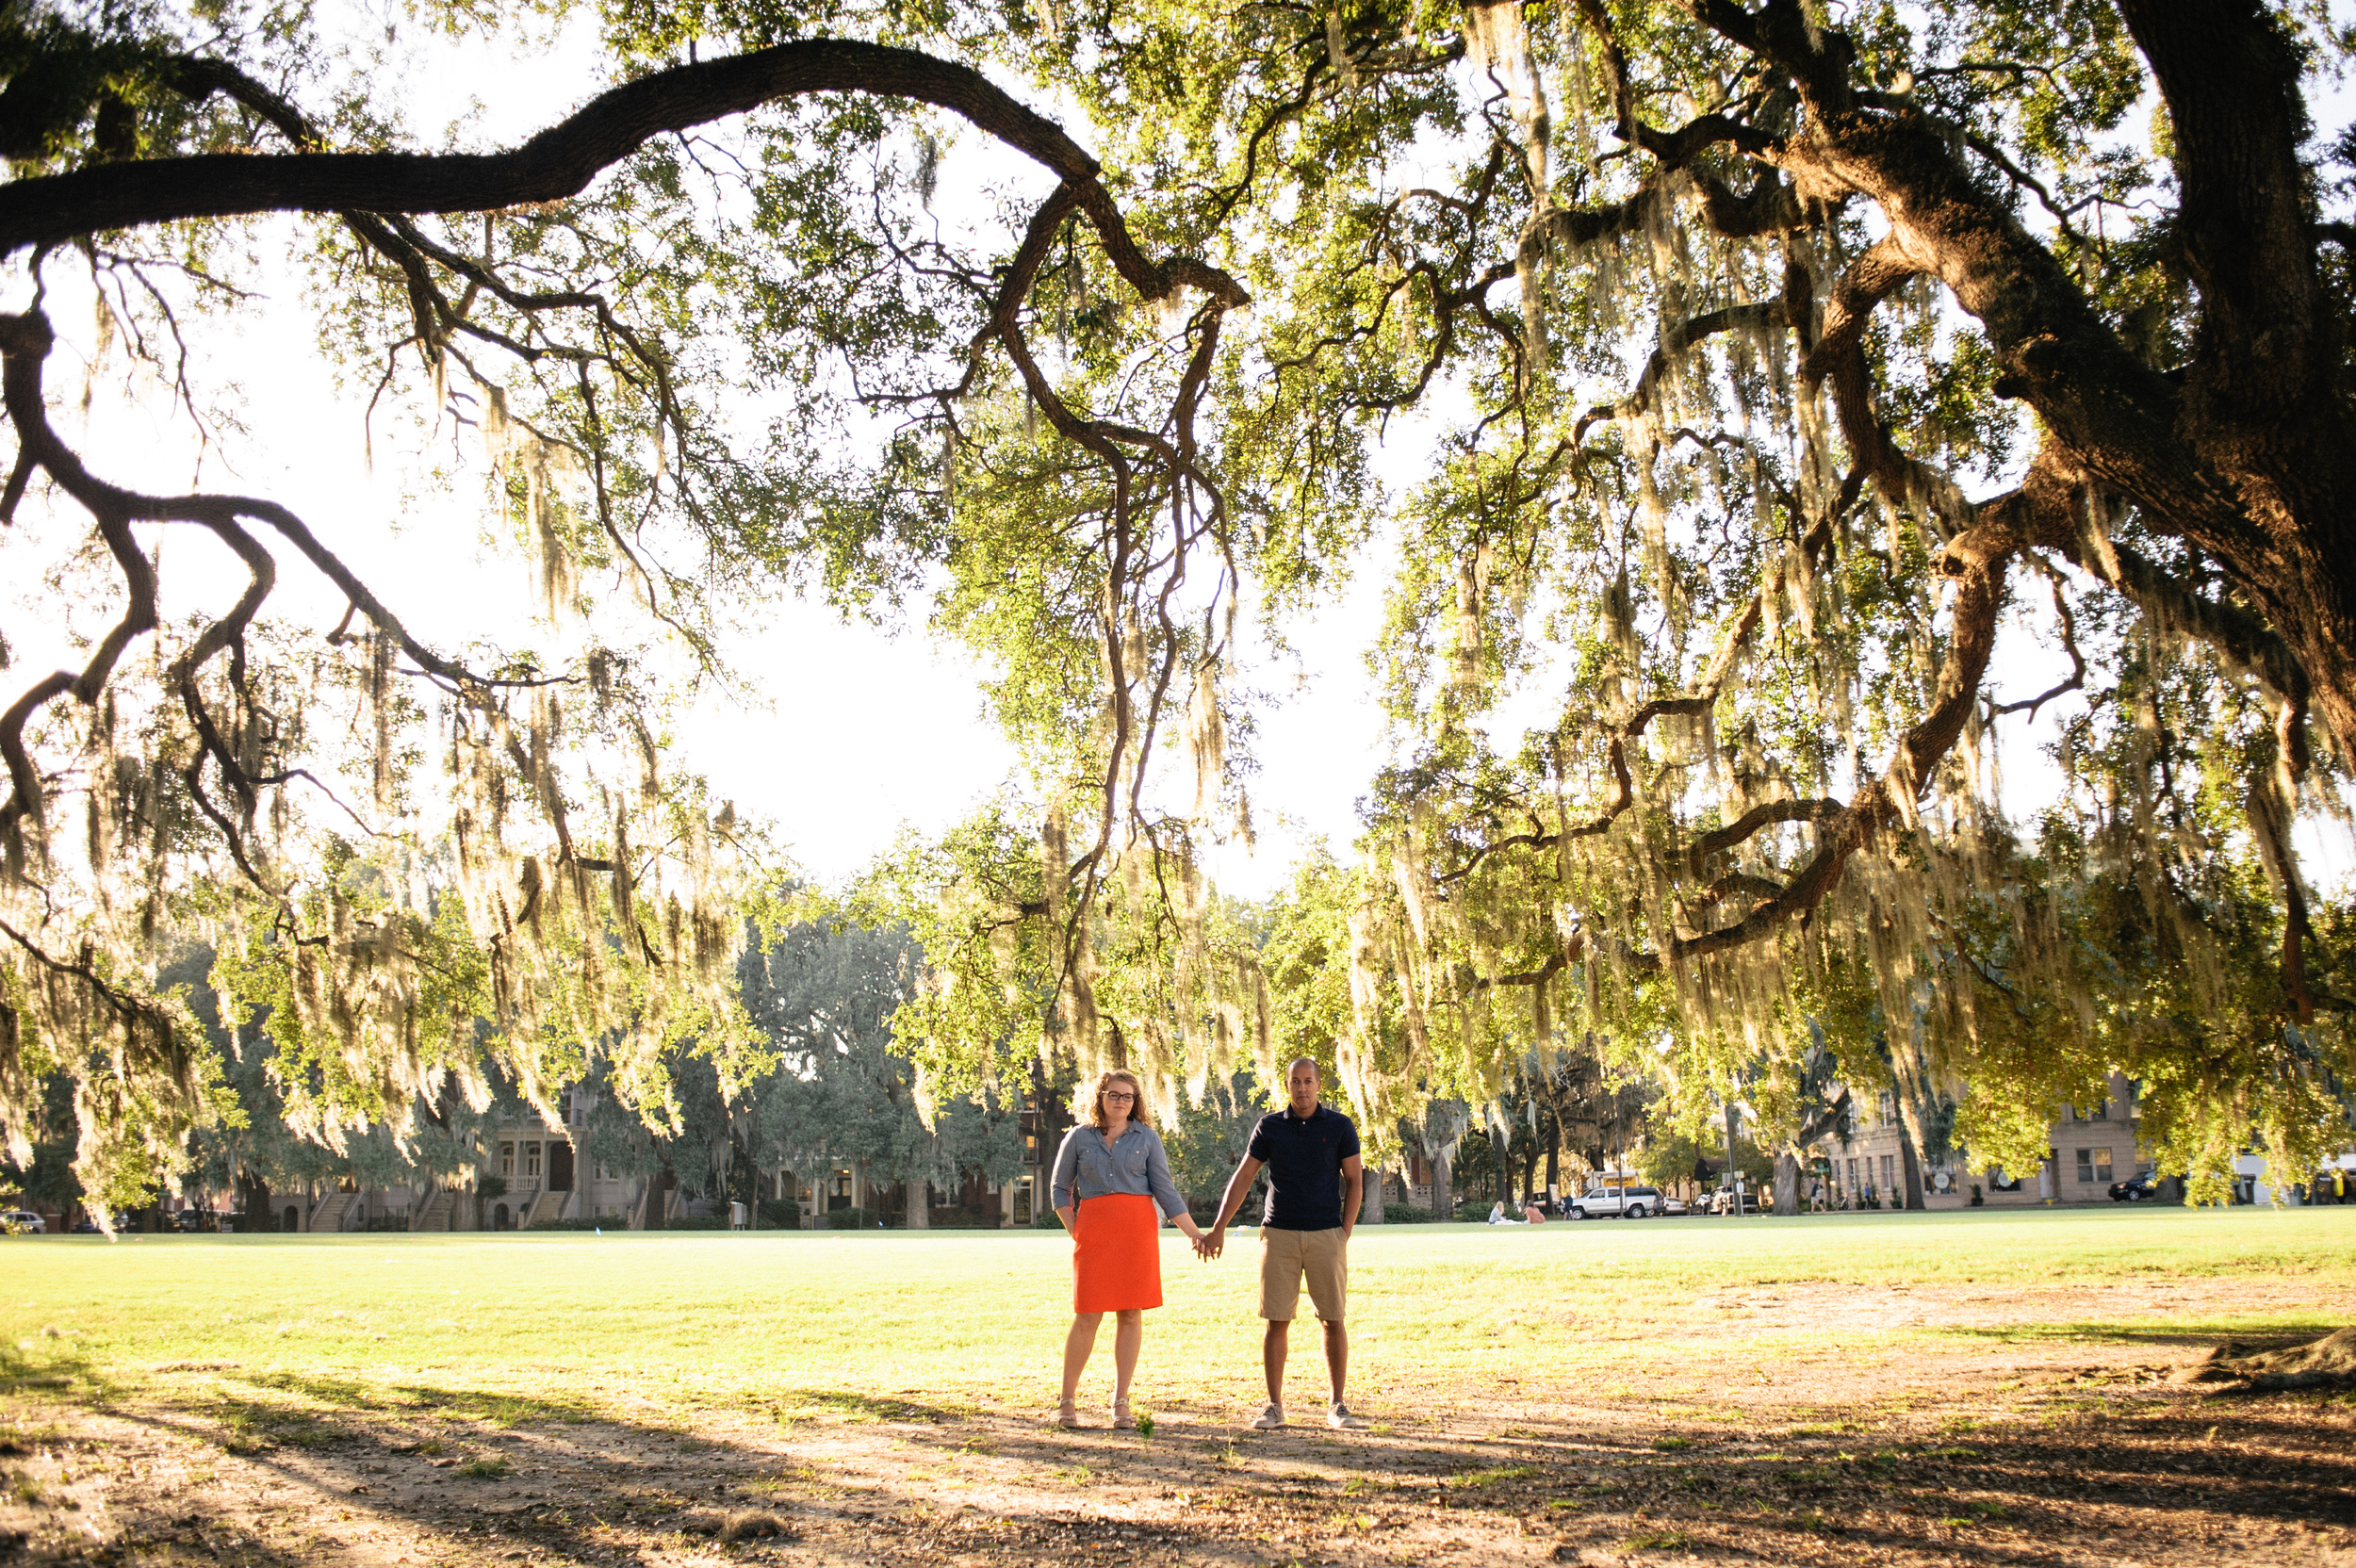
[3, 0, 2354, 1206]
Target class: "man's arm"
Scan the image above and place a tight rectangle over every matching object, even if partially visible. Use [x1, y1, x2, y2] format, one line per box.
[1340, 1153, 1364, 1242]
[1205, 1154, 1266, 1256]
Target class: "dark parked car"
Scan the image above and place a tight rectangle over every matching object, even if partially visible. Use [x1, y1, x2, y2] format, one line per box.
[2108, 1172, 2158, 1202]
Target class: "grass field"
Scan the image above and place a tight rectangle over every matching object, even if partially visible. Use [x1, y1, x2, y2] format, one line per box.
[4, 1207, 2353, 1566]
[5, 1207, 2348, 1414]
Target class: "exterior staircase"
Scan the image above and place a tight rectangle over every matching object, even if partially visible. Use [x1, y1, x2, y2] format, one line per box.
[410, 1188, 455, 1232]
[523, 1188, 569, 1229]
[307, 1191, 356, 1233]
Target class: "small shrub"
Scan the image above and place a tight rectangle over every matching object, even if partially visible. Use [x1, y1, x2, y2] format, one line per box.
[1454, 1462, 1540, 1487]
[756, 1200, 803, 1228]
[1382, 1204, 1438, 1223]
[1625, 1528, 1695, 1551]
[455, 1457, 512, 1479]
[822, 1207, 873, 1231]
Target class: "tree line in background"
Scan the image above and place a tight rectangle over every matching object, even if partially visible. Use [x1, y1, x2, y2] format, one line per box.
[4, 0, 2353, 1209]
[3, 895, 1724, 1228]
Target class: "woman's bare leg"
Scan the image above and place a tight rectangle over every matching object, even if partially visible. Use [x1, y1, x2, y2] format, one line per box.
[1111, 1309, 1143, 1406]
[1060, 1313, 1104, 1410]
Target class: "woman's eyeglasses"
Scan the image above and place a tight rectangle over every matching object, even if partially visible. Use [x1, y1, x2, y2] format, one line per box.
[1103, 1091, 1136, 1102]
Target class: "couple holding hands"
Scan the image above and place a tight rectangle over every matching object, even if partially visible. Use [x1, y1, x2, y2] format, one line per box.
[1050, 1057, 1365, 1433]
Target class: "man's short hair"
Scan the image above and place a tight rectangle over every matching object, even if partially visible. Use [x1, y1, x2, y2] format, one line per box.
[1285, 1055, 1319, 1078]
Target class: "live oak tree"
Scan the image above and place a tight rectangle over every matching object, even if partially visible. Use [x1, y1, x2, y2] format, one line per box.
[3, 0, 2353, 1208]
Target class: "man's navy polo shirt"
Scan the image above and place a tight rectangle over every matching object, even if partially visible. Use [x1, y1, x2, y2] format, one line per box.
[1248, 1102, 1361, 1230]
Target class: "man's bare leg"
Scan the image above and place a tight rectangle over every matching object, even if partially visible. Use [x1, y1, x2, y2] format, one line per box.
[1320, 1317, 1349, 1403]
[1263, 1318, 1290, 1407]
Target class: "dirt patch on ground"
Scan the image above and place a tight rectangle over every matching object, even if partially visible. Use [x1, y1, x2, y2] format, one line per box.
[6, 1278, 2354, 1567]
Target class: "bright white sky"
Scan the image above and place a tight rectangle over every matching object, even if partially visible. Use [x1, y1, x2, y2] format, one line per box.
[7, 8, 2352, 900]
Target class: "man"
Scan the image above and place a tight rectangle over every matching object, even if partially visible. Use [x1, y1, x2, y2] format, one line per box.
[1203, 1056, 1365, 1430]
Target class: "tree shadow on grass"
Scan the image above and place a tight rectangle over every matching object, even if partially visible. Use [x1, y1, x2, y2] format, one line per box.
[5, 1341, 2354, 1566]
[1932, 1322, 2345, 1349]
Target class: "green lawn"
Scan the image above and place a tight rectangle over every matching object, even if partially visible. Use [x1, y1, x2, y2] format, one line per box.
[4, 1207, 2348, 1424]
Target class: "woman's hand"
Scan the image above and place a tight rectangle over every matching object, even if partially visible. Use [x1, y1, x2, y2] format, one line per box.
[1055, 1204, 1077, 1232]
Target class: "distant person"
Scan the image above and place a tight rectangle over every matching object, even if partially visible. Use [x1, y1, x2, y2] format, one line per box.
[1203, 1057, 1366, 1430]
[2332, 1167, 2347, 1204]
[1521, 1199, 1547, 1224]
[1487, 1200, 1508, 1225]
[1049, 1070, 1212, 1429]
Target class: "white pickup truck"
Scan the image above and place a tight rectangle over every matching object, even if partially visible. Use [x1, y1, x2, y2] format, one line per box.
[1567, 1184, 1666, 1219]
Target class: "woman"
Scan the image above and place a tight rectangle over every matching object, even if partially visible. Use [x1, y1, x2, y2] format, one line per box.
[1049, 1070, 1209, 1429]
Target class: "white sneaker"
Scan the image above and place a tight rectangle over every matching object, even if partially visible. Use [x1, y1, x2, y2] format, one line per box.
[1326, 1400, 1365, 1429]
[1250, 1402, 1285, 1429]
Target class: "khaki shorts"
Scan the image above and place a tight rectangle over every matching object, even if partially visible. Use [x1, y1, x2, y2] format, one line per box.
[1258, 1226, 1347, 1322]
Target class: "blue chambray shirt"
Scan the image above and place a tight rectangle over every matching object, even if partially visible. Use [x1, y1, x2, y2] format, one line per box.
[1049, 1122, 1188, 1219]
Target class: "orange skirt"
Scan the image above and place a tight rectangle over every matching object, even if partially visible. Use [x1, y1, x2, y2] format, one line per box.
[1071, 1193, 1163, 1314]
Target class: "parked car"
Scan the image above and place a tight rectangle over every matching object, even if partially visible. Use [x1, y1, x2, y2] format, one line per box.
[1659, 1195, 1691, 1216]
[1, 1210, 46, 1233]
[1569, 1184, 1666, 1219]
[2108, 1172, 2159, 1202]
[1706, 1188, 1760, 1216]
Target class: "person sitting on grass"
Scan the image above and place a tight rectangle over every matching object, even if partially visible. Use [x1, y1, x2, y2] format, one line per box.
[1201, 1057, 1366, 1431]
[1521, 1198, 1547, 1224]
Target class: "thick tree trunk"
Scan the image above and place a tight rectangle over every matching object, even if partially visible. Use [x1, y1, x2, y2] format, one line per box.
[907, 1180, 928, 1230]
[1432, 1148, 1454, 1222]
[1545, 1139, 1560, 1202]
[1897, 1128, 1925, 1211]
[235, 1170, 271, 1233]
[1361, 1164, 1385, 1225]
[1774, 1151, 1802, 1217]
[646, 1165, 673, 1230]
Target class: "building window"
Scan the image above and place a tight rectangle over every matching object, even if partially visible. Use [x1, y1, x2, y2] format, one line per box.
[1846, 1157, 1858, 1196]
[524, 1142, 542, 1179]
[1880, 1154, 1895, 1194]
[2076, 1147, 2114, 1184]
[499, 1141, 515, 1178]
